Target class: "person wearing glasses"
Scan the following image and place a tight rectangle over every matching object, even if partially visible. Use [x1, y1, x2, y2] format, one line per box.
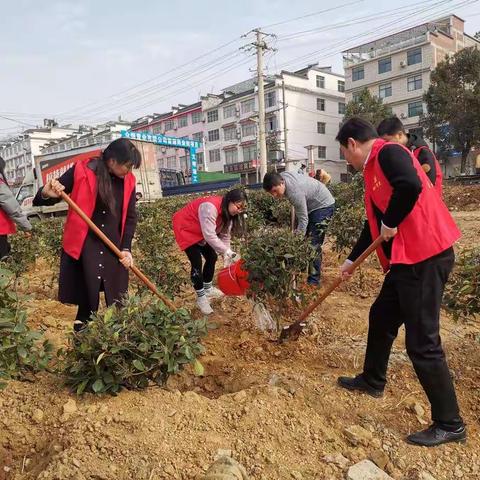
[173, 188, 247, 315]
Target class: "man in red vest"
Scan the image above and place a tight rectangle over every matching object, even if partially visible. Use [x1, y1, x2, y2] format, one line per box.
[377, 116, 443, 195]
[335, 117, 465, 447]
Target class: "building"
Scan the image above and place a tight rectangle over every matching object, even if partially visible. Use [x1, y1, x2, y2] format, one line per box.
[201, 65, 346, 183]
[130, 103, 204, 186]
[0, 120, 77, 186]
[343, 15, 480, 174]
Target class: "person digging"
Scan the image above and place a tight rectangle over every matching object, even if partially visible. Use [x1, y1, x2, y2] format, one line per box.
[335, 117, 466, 447]
[263, 171, 335, 288]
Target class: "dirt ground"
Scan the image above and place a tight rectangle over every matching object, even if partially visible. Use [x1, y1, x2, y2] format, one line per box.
[0, 211, 479, 480]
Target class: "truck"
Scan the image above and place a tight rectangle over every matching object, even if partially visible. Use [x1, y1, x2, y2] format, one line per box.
[15, 141, 163, 221]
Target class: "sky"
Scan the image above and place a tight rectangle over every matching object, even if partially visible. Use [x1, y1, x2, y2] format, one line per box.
[1, 0, 479, 138]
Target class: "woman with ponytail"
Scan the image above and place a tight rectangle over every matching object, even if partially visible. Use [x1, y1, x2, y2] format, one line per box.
[173, 188, 247, 315]
[0, 156, 32, 259]
[33, 138, 141, 331]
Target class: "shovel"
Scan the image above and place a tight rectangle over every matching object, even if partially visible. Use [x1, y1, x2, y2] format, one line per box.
[278, 236, 383, 343]
[60, 191, 177, 311]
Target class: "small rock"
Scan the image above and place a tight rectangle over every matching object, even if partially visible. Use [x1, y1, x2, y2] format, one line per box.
[344, 425, 373, 447]
[418, 472, 437, 480]
[72, 458, 81, 468]
[63, 399, 78, 415]
[291, 471, 303, 480]
[370, 450, 389, 470]
[32, 409, 44, 423]
[323, 453, 350, 469]
[347, 460, 393, 480]
[202, 456, 249, 479]
[412, 402, 426, 417]
[215, 449, 233, 460]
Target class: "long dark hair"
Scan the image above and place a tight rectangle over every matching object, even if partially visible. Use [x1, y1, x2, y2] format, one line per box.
[220, 188, 247, 236]
[96, 138, 141, 213]
[0, 157, 8, 186]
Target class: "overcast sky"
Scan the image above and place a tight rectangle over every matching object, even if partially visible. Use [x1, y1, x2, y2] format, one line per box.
[1, 0, 479, 137]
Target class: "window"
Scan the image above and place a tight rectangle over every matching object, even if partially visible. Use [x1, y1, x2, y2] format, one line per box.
[197, 152, 204, 165]
[241, 98, 255, 114]
[317, 122, 326, 134]
[316, 75, 325, 88]
[192, 132, 203, 142]
[316, 98, 325, 111]
[178, 116, 188, 128]
[191, 111, 202, 124]
[339, 148, 345, 160]
[224, 105, 236, 118]
[408, 101, 423, 117]
[224, 126, 237, 141]
[153, 125, 163, 134]
[179, 155, 188, 171]
[338, 102, 346, 115]
[208, 129, 220, 142]
[352, 92, 361, 102]
[378, 57, 392, 74]
[318, 146, 326, 159]
[265, 91, 276, 108]
[407, 47, 422, 66]
[408, 74, 422, 91]
[266, 116, 277, 132]
[164, 120, 174, 131]
[352, 66, 364, 81]
[225, 149, 238, 164]
[167, 156, 176, 169]
[207, 110, 218, 123]
[379, 83, 392, 99]
[243, 144, 257, 162]
[338, 80, 345, 92]
[209, 149, 221, 163]
[242, 123, 256, 137]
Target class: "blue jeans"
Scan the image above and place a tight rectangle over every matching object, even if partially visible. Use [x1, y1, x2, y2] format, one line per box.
[307, 204, 335, 285]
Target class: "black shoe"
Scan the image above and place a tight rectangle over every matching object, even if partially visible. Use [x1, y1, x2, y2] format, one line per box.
[337, 374, 384, 398]
[406, 424, 467, 447]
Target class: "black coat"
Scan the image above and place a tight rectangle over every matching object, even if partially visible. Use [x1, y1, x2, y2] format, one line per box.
[33, 160, 137, 312]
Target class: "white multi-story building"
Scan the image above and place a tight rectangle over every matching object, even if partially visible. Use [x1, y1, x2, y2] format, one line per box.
[201, 65, 346, 183]
[343, 15, 480, 136]
[0, 120, 76, 186]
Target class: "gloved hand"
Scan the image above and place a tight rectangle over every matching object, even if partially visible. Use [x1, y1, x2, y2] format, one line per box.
[223, 249, 239, 267]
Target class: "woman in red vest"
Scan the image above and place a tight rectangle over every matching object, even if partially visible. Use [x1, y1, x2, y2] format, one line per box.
[173, 188, 247, 315]
[0, 156, 32, 259]
[335, 117, 465, 447]
[33, 138, 141, 332]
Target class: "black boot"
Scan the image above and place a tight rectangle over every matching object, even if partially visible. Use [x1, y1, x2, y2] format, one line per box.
[407, 424, 466, 447]
[337, 374, 384, 398]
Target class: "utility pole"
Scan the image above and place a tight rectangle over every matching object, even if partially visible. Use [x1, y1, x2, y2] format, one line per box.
[281, 79, 288, 166]
[242, 29, 276, 182]
[305, 145, 316, 175]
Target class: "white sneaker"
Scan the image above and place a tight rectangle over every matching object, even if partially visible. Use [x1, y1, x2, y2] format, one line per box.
[196, 296, 213, 315]
[205, 286, 224, 299]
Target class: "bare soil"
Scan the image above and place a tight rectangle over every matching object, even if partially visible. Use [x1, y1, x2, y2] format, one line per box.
[0, 212, 479, 480]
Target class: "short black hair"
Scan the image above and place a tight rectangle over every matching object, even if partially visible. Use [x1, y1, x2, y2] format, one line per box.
[377, 116, 405, 137]
[336, 117, 378, 147]
[263, 172, 283, 191]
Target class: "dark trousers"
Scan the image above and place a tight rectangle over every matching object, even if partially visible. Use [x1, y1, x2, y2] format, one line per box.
[307, 204, 335, 285]
[185, 243, 218, 291]
[363, 247, 463, 430]
[0, 235, 11, 260]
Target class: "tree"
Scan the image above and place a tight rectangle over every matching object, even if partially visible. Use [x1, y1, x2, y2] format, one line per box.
[344, 88, 392, 127]
[422, 47, 480, 173]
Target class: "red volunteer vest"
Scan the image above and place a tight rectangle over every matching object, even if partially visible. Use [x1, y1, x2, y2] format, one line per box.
[0, 179, 16, 235]
[173, 196, 223, 251]
[364, 139, 460, 272]
[413, 145, 443, 196]
[63, 158, 136, 260]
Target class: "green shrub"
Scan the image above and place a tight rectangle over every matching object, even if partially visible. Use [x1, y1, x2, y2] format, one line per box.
[33, 218, 64, 271]
[444, 247, 480, 321]
[60, 295, 209, 395]
[241, 227, 316, 326]
[0, 267, 52, 389]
